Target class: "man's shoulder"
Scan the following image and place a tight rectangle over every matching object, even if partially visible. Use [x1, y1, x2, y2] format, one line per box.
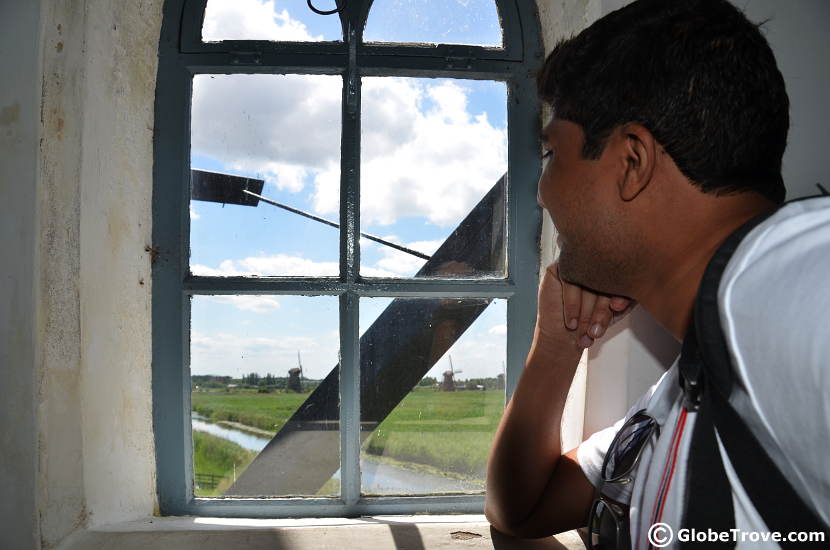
[713, 195, 830, 523]
[717, 195, 830, 372]
[719, 195, 830, 326]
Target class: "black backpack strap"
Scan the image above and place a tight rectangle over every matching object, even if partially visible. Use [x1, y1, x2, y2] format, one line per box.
[681, 208, 830, 545]
[679, 322, 735, 549]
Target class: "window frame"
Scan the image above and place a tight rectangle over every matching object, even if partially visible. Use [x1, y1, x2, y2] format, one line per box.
[152, 0, 544, 517]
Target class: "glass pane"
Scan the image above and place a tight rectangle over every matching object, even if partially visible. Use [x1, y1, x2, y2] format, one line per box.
[364, 0, 502, 46]
[359, 78, 507, 278]
[190, 295, 341, 497]
[190, 74, 341, 277]
[358, 297, 506, 496]
[203, 0, 342, 42]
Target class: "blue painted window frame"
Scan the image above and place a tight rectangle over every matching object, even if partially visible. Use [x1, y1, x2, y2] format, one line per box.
[152, 0, 544, 517]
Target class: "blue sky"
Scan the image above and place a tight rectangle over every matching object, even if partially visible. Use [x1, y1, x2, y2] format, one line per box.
[202, 0, 502, 45]
[190, 0, 508, 381]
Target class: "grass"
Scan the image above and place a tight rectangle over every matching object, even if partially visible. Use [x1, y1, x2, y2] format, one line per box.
[191, 388, 504, 482]
[192, 390, 308, 433]
[361, 390, 502, 477]
[192, 430, 339, 497]
[192, 430, 257, 497]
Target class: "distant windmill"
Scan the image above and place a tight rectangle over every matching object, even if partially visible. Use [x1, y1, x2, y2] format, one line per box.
[287, 351, 303, 393]
[441, 356, 463, 392]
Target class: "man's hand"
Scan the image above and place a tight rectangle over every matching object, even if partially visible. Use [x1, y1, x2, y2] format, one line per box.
[485, 261, 637, 537]
[536, 262, 636, 349]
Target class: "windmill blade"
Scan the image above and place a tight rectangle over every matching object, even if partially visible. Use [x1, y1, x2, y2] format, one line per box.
[228, 174, 506, 496]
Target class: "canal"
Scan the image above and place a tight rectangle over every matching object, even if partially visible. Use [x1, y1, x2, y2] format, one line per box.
[191, 413, 484, 494]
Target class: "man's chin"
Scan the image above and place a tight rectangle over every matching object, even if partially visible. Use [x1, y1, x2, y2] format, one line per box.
[558, 249, 617, 296]
[556, 250, 585, 287]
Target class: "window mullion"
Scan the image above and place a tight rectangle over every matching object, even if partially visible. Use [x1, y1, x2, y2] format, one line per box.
[339, 291, 361, 507]
[339, 17, 362, 507]
[341, 27, 361, 283]
[504, 76, 542, 403]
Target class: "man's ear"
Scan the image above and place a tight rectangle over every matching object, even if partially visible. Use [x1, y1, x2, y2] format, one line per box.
[617, 123, 657, 202]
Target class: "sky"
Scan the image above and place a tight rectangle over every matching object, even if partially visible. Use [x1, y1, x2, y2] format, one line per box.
[189, 0, 509, 381]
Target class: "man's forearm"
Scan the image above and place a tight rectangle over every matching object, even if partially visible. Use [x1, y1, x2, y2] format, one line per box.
[484, 329, 583, 531]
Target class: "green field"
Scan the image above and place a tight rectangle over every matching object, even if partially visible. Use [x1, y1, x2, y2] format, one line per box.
[192, 430, 256, 497]
[191, 388, 504, 490]
[363, 389, 503, 476]
[192, 390, 307, 433]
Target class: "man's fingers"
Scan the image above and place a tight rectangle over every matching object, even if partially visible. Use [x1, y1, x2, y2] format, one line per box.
[588, 295, 613, 339]
[609, 296, 631, 311]
[560, 279, 582, 330]
[577, 290, 597, 341]
[610, 300, 638, 325]
[575, 290, 597, 348]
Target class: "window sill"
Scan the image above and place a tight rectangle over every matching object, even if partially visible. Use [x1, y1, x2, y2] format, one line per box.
[57, 514, 586, 550]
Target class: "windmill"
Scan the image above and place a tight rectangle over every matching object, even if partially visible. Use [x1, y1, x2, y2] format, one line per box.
[440, 356, 463, 392]
[287, 350, 303, 393]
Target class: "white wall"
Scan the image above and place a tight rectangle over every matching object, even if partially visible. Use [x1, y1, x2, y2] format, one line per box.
[2, 1, 161, 548]
[0, 1, 42, 548]
[742, 0, 830, 200]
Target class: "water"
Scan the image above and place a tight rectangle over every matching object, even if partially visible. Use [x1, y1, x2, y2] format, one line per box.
[191, 412, 484, 493]
[192, 414, 269, 451]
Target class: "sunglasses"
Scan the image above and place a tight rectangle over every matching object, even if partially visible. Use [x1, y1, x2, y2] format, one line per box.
[587, 409, 660, 550]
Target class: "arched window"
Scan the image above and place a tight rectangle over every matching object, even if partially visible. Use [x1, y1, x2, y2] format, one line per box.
[153, 0, 543, 517]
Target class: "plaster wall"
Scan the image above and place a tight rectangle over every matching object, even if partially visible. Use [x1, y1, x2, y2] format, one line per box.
[9, 0, 161, 548]
[742, 0, 830, 200]
[37, 2, 91, 545]
[75, 0, 160, 531]
[0, 1, 42, 548]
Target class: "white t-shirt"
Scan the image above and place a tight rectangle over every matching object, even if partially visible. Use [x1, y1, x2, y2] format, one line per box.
[577, 196, 830, 549]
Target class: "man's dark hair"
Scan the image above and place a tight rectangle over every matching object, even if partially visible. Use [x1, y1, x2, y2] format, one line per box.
[537, 0, 789, 204]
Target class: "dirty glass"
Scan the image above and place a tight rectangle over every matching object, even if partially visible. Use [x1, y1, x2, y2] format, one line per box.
[189, 295, 341, 497]
[359, 77, 507, 278]
[358, 297, 506, 495]
[189, 74, 341, 278]
[202, 0, 343, 42]
[363, 0, 502, 46]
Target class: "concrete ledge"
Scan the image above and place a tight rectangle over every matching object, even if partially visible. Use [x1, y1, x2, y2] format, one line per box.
[56, 515, 586, 550]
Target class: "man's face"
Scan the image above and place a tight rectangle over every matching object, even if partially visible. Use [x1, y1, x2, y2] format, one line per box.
[537, 118, 629, 294]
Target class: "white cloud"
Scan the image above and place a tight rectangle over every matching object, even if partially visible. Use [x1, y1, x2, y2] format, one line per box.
[191, 73, 342, 195]
[204, 295, 281, 313]
[488, 324, 507, 336]
[193, 254, 338, 277]
[202, 0, 323, 42]
[366, 238, 442, 277]
[191, 330, 336, 378]
[192, 253, 397, 278]
[190, 204, 201, 220]
[325, 78, 508, 228]
[192, 331, 317, 356]
[192, 72, 506, 229]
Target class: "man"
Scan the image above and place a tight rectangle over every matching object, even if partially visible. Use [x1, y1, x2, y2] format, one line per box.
[484, 0, 830, 547]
